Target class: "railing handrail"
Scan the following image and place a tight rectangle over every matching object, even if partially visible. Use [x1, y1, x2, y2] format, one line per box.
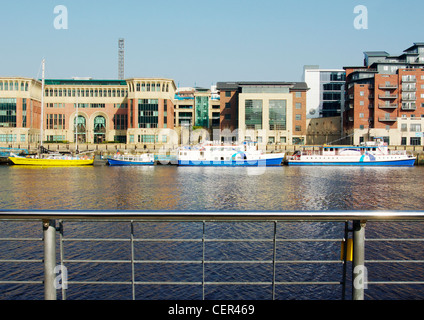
[1, 210, 424, 221]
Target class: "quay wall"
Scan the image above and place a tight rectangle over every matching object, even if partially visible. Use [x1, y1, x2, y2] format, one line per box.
[1, 142, 424, 165]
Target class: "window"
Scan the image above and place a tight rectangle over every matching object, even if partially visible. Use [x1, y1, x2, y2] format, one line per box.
[225, 91, 231, 97]
[401, 123, 408, 132]
[295, 114, 301, 120]
[0, 98, 17, 128]
[359, 113, 364, 118]
[295, 103, 302, 109]
[410, 123, 421, 132]
[359, 125, 364, 130]
[295, 125, 301, 132]
[138, 135, 158, 143]
[295, 92, 302, 98]
[138, 99, 159, 128]
[113, 114, 128, 130]
[269, 100, 286, 130]
[410, 137, 421, 145]
[401, 137, 407, 145]
[224, 114, 231, 120]
[360, 91, 364, 96]
[245, 100, 262, 130]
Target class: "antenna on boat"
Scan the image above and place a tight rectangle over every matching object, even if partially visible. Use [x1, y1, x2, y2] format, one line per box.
[75, 88, 79, 154]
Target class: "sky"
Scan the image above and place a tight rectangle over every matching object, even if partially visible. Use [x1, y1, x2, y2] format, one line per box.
[1, 0, 424, 88]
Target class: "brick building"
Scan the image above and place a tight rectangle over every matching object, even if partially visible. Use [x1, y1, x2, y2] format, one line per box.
[343, 43, 424, 145]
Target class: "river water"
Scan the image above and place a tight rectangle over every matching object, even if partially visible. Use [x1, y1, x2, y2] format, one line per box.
[0, 164, 424, 300]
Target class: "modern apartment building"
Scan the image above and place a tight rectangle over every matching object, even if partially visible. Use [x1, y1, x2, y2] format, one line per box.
[344, 42, 424, 145]
[216, 81, 309, 146]
[303, 65, 346, 119]
[173, 86, 220, 129]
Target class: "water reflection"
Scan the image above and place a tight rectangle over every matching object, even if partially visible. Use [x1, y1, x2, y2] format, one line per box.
[1, 165, 424, 211]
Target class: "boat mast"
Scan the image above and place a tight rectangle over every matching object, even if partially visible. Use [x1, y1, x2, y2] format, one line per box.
[75, 89, 79, 153]
[40, 59, 45, 153]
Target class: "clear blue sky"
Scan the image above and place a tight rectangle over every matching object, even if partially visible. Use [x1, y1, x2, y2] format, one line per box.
[1, 0, 424, 88]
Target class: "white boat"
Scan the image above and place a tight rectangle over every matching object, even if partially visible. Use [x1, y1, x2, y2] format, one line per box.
[287, 138, 416, 166]
[107, 153, 155, 166]
[177, 141, 285, 166]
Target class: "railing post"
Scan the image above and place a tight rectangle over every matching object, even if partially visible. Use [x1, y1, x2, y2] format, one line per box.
[352, 220, 366, 300]
[43, 219, 57, 300]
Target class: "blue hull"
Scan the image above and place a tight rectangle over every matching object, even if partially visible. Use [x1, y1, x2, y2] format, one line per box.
[287, 159, 416, 167]
[178, 157, 283, 166]
[107, 159, 154, 166]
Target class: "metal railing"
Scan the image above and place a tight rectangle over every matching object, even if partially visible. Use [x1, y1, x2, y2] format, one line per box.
[1, 211, 424, 300]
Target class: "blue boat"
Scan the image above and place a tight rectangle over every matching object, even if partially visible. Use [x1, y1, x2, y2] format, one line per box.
[287, 139, 416, 167]
[107, 153, 155, 166]
[177, 141, 285, 167]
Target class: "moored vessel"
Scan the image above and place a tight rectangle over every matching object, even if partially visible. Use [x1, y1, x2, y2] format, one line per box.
[107, 153, 155, 166]
[177, 141, 284, 166]
[287, 139, 416, 166]
[8, 153, 94, 166]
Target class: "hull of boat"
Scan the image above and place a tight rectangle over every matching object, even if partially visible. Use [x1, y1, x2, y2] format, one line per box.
[8, 156, 94, 166]
[287, 158, 416, 167]
[107, 159, 154, 166]
[178, 155, 284, 166]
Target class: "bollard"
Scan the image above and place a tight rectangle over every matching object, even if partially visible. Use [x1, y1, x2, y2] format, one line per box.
[43, 220, 57, 300]
[352, 220, 366, 300]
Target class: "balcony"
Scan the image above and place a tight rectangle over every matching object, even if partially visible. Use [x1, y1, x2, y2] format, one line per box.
[379, 117, 397, 122]
[401, 103, 417, 110]
[401, 76, 416, 83]
[379, 94, 398, 99]
[378, 103, 398, 109]
[402, 95, 416, 101]
[402, 85, 416, 92]
[379, 84, 398, 89]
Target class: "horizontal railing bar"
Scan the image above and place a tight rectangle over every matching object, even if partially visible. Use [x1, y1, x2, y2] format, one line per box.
[366, 260, 424, 263]
[366, 239, 424, 241]
[65, 281, 342, 286]
[0, 238, 43, 241]
[2, 210, 424, 221]
[0, 259, 43, 263]
[62, 259, 342, 264]
[0, 281, 42, 284]
[368, 281, 424, 285]
[61, 238, 343, 242]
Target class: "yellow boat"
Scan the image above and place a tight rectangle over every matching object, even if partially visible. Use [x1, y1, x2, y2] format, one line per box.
[8, 154, 94, 166]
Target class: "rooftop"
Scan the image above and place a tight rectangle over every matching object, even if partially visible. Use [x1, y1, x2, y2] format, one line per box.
[216, 81, 309, 91]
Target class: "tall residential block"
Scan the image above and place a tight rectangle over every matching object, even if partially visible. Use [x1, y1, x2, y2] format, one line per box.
[344, 42, 424, 145]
